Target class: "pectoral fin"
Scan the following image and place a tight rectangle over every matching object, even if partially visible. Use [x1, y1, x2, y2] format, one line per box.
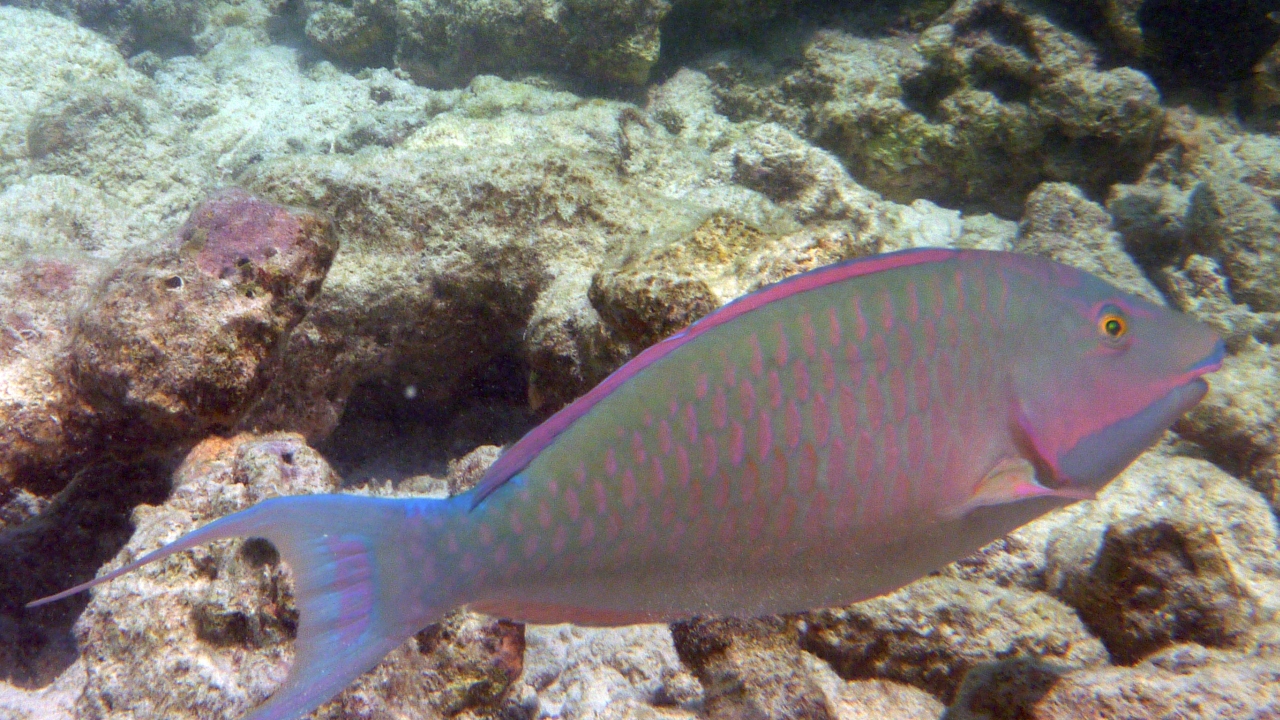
[941, 457, 1095, 520]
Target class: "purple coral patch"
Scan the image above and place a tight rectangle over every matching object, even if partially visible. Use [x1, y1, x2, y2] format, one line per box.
[180, 188, 304, 278]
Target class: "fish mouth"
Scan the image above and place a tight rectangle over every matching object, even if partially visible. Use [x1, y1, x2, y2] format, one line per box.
[1186, 338, 1226, 378]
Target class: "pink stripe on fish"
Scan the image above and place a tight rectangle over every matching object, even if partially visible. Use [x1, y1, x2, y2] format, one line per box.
[565, 486, 580, 521]
[632, 430, 646, 465]
[702, 435, 719, 479]
[774, 323, 789, 367]
[739, 378, 757, 420]
[730, 421, 746, 466]
[713, 386, 728, 429]
[793, 360, 811, 403]
[797, 442, 818, 495]
[650, 456, 666, 497]
[605, 447, 617, 477]
[594, 480, 608, 515]
[820, 349, 836, 395]
[812, 394, 830, 447]
[621, 468, 637, 508]
[800, 313, 817, 358]
[827, 306, 842, 347]
[756, 414, 773, 461]
[768, 370, 783, 410]
[676, 444, 692, 488]
[749, 334, 764, 377]
[784, 400, 802, 450]
[658, 419, 673, 456]
[685, 403, 698, 444]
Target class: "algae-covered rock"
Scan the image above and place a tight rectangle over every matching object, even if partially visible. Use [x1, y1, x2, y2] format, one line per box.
[392, 0, 670, 87]
[1015, 181, 1161, 302]
[704, 1, 1164, 217]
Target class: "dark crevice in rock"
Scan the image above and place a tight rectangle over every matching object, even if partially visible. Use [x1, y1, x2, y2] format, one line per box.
[318, 350, 534, 485]
[1138, 0, 1280, 93]
[0, 459, 171, 688]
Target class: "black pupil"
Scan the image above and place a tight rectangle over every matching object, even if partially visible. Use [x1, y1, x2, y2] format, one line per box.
[1105, 318, 1122, 336]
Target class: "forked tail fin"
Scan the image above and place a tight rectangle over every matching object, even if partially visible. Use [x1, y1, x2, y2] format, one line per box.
[29, 494, 458, 720]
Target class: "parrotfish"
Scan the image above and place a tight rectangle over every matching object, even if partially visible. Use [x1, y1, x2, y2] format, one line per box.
[31, 248, 1224, 720]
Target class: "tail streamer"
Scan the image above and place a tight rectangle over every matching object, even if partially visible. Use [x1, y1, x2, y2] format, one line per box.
[29, 494, 450, 720]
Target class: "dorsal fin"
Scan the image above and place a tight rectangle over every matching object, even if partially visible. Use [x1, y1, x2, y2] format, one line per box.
[470, 246, 959, 509]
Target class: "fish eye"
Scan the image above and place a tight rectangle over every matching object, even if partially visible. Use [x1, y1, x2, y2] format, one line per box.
[1098, 311, 1128, 340]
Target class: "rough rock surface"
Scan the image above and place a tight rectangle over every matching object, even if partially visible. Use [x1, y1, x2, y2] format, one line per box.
[799, 577, 1107, 703]
[702, 0, 1165, 216]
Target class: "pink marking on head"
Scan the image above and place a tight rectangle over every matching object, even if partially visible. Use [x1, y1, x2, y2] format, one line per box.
[826, 306, 842, 346]
[478, 523, 494, 546]
[889, 367, 908, 424]
[621, 468, 637, 508]
[838, 384, 858, 436]
[553, 525, 568, 554]
[650, 456, 666, 497]
[756, 415, 774, 461]
[676, 444, 692, 489]
[812, 394, 831, 447]
[594, 479, 608, 515]
[605, 447, 618, 477]
[538, 500, 553, 530]
[685, 403, 699, 444]
[702, 434, 719, 479]
[768, 370, 784, 410]
[828, 435, 847, 488]
[749, 333, 764, 377]
[774, 323, 789, 367]
[768, 448, 789, 499]
[565, 485, 581, 522]
[715, 417, 739, 467]
[820, 349, 836, 396]
[712, 386, 728, 430]
[797, 442, 818, 495]
[580, 516, 596, 545]
[793, 360, 811, 403]
[784, 400, 802, 450]
[632, 430, 647, 465]
[738, 378, 757, 420]
[523, 534, 540, 559]
[696, 373, 709, 400]
[800, 313, 817, 358]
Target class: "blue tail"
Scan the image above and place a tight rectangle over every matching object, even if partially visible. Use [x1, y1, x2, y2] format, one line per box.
[29, 494, 457, 720]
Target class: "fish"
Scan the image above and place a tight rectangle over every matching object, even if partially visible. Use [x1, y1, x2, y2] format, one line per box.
[29, 248, 1225, 720]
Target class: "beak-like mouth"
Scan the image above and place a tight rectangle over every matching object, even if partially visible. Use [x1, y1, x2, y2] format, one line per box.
[1187, 338, 1226, 378]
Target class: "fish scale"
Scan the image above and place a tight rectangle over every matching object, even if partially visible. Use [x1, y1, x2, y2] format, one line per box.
[29, 248, 1226, 720]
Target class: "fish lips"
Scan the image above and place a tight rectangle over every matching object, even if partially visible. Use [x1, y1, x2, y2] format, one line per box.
[1056, 339, 1224, 490]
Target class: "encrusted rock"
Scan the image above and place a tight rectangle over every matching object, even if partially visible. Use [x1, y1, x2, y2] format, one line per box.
[1015, 181, 1161, 302]
[69, 189, 337, 447]
[799, 577, 1107, 703]
[1044, 454, 1280, 664]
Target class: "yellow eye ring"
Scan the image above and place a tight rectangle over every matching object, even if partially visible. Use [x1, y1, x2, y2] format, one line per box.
[1100, 313, 1127, 339]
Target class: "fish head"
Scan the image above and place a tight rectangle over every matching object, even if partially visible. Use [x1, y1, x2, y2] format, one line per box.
[1011, 262, 1224, 493]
